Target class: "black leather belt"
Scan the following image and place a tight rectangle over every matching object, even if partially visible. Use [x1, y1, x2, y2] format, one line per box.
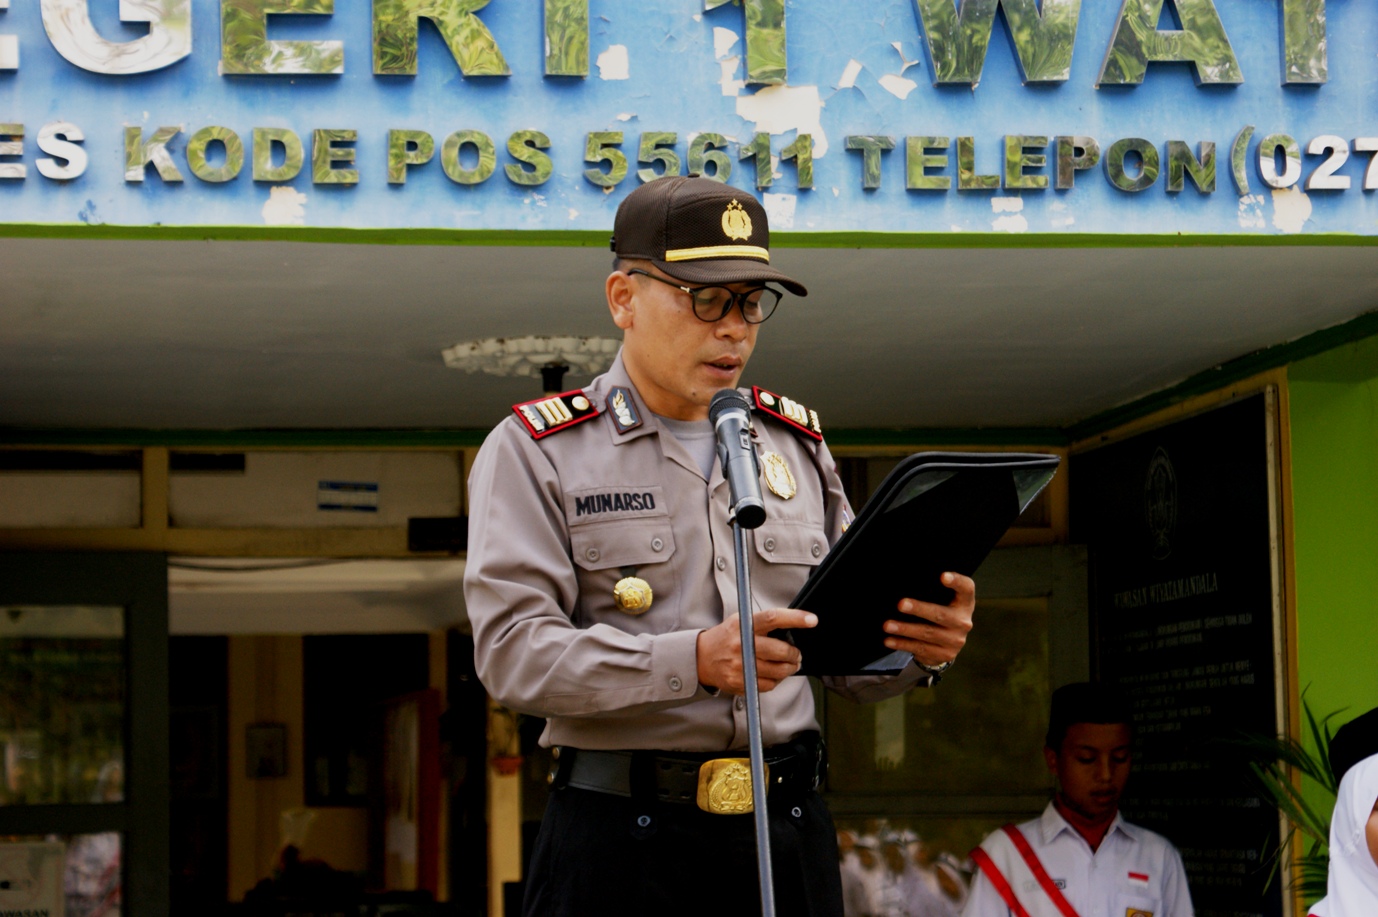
[551, 733, 825, 813]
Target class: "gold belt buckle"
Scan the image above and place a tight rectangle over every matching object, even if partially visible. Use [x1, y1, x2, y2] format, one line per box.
[696, 758, 769, 814]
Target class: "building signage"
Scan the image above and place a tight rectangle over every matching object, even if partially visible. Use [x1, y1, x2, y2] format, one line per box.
[1074, 395, 1285, 917]
[0, 0, 1374, 235]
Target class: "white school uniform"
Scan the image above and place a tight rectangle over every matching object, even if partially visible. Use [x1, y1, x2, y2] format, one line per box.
[961, 803, 1193, 917]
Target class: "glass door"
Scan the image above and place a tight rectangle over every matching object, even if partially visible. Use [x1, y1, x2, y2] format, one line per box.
[0, 552, 169, 917]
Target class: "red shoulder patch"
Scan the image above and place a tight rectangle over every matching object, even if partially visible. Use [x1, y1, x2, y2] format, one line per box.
[512, 390, 599, 439]
[752, 386, 823, 441]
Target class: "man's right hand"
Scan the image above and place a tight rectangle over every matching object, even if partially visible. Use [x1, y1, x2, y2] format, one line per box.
[695, 608, 817, 695]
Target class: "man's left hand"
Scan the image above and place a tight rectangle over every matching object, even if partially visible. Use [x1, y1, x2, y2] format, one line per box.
[881, 572, 975, 669]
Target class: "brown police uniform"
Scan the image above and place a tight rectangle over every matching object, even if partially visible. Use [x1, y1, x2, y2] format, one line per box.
[465, 357, 930, 917]
[462, 176, 932, 917]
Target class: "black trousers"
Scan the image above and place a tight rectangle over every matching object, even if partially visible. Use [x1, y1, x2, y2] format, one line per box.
[522, 784, 845, 917]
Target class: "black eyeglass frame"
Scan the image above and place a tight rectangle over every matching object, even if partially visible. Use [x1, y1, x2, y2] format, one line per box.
[626, 268, 782, 324]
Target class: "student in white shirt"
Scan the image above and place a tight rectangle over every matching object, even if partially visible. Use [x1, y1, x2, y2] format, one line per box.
[961, 683, 1194, 917]
[1308, 707, 1378, 917]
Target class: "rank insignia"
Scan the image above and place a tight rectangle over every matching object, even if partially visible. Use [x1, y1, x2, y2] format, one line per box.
[752, 386, 822, 441]
[761, 451, 796, 500]
[512, 390, 599, 439]
[606, 386, 642, 434]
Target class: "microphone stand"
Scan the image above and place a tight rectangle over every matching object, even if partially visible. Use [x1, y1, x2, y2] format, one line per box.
[730, 506, 776, 917]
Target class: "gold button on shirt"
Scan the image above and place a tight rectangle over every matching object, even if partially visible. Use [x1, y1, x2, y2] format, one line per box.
[463, 352, 926, 753]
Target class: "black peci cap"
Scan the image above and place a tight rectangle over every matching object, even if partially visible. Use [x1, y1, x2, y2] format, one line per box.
[1329, 706, 1378, 786]
[610, 176, 807, 296]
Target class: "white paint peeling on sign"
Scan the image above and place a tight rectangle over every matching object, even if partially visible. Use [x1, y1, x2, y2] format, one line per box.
[878, 74, 917, 100]
[1270, 187, 1312, 234]
[616, 113, 635, 121]
[0, 35, 18, 70]
[713, 27, 739, 60]
[891, 41, 921, 74]
[719, 57, 744, 96]
[763, 192, 796, 229]
[1237, 194, 1266, 230]
[992, 197, 1027, 232]
[1050, 200, 1075, 228]
[262, 186, 307, 226]
[735, 84, 828, 157]
[568, 209, 579, 220]
[837, 59, 863, 89]
[596, 45, 630, 80]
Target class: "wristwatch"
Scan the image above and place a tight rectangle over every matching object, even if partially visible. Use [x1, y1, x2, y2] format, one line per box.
[915, 658, 953, 681]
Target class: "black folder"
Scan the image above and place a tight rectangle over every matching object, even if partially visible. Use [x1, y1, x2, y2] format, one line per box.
[785, 452, 1060, 676]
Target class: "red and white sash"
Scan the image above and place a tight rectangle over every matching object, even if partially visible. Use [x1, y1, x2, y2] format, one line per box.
[970, 825, 1082, 917]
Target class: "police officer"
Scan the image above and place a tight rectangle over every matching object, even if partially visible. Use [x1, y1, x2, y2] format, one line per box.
[463, 176, 977, 917]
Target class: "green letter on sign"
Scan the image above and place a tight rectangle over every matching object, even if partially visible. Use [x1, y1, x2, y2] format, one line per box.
[312, 129, 358, 184]
[1282, 0, 1325, 84]
[845, 135, 895, 190]
[253, 128, 304, 181]
[222, 0, 344, 75]
[373, 0, 509, 76]
[705, 0, 785, 85]
[1098, 0, 1242, 86]
[911, 0, 1081, 85]
[507, 130, 553, 186]
[388, 130, 434, 184]
[187, 127, 245, 182]
[125, 126, 183, 183]
[442, 130, 496, 185]
[545, 0, 588, 76]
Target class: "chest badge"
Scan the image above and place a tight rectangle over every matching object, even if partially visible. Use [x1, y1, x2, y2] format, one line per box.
[613, 575, 654, 615]
[761, 451, 797, 500]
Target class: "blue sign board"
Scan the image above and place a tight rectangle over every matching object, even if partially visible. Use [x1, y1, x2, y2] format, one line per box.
[0, 0, 1375, 237]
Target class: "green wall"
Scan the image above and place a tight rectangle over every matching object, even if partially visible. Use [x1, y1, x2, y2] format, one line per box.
[1289, 332, 1378, 742]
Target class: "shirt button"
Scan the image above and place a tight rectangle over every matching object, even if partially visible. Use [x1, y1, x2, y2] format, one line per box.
[716, 557, 727, 571]
[811, 543, 822, 558]
[651, 537, 664, 552]
[669, 676, 683, 692]
[734, 697, 745, 711]
[763, 537, 776, 552]
[586, 547, 600, 562]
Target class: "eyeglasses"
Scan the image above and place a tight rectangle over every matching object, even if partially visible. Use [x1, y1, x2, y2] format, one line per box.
[627, 269, 782, 324]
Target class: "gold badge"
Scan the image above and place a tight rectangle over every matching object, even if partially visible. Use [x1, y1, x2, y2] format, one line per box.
[571, 395, 591, 411]
[761, 451, 796, 500]
[697, 758, 768, 814]
[613, 576, 653, 615]
[1126, 911, 1154, 917]
[721, 199, 753, 241]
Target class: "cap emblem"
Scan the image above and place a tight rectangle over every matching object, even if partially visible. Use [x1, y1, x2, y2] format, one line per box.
[722, 199, 753, 242]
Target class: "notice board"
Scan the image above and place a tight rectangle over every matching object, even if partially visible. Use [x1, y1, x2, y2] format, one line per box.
[1072, 393, 1285, 917]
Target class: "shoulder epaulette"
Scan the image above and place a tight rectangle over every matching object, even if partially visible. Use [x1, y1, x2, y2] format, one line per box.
[512, 389, 599, 439]
[752, 386, 822, 441]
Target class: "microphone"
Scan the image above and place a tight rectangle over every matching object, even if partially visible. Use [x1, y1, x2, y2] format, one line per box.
[710, 388, 766, 529]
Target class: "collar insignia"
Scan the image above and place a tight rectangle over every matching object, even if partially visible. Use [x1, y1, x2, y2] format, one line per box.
[722, 199, 753, 241]
[512, 389, 598, 439]
[752, 386, 822, 441]
[606, 387, 643, 435]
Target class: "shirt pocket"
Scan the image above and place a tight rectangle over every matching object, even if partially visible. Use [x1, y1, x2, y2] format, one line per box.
[751, 520, 828, 607]
[569, 518, 679, 634]
[1114, 892, 1162, 917]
